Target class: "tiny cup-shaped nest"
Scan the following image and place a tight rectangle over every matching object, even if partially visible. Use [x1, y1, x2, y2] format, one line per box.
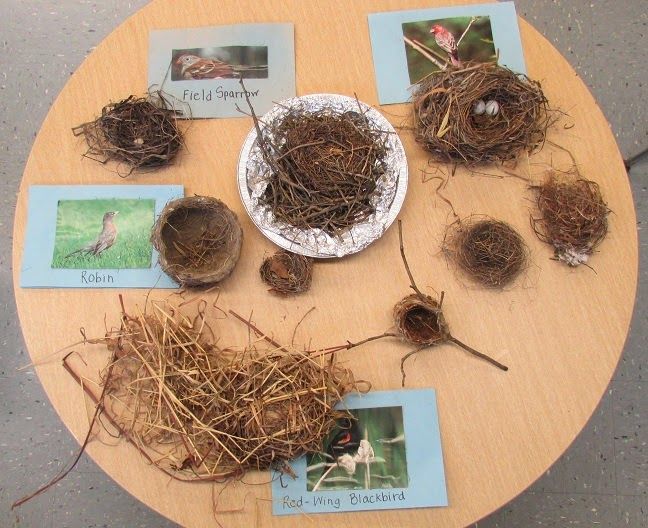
[393, 293, 450, 346]
[260, 250, 313, 295]
[152, 196, 243, 287]
[531, 172, 609, 266]
[412, 62, 551, 164]
[445, 218, 528, 288]
[72, 93, 184, 175]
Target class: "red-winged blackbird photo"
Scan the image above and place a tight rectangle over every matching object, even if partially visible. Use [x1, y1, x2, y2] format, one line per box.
[402, 16, 496, 84]
[306, 406, 408, 492]
[171, 46, 268, 81]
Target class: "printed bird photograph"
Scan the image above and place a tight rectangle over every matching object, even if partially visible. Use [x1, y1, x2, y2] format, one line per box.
[306, 406, 408, 492]
[171, 45, 268, 81]
[51, 198, 155, 269]
[402, 16, 496, 84]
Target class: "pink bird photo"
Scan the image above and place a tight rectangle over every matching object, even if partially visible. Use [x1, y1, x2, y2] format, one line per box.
[402, 16, 496, 84]
[171, 46, 268, 81]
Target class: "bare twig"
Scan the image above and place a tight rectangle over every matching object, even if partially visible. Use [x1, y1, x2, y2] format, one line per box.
[404, 36, 446, 70]
[456, 16, 478, 48]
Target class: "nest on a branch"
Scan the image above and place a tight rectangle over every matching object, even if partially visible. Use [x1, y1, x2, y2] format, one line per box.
[394, 294, 450, 345]
[531, 171, 609, 266]
[151, 196, 242, 287]
[444, 217, 528, 288]
[72, 93, 184, 175]
[96, 303, 361, 481]
[260, 250, 313, 295]
[256, 106, 389, 236]
[412, 62, 552, 164]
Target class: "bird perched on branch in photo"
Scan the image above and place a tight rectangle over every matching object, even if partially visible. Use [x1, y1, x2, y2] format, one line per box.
[430, 24, 461, 66]
[65, 211, 119, 258]
[174, 54, 235, 80]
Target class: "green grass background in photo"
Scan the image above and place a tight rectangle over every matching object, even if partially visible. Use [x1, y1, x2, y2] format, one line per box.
[51, 198, 155, 269]
[307, 406, 408, 491]
[402, 16, 496, 84]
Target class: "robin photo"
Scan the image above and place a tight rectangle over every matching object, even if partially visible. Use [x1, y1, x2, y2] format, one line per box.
[65, 211, 119, 258]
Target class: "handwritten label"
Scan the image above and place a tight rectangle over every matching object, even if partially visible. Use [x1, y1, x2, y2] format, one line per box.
[81, 271, 114, 285]
[182, 87, 260, 103]
[280, 490, 406, 512]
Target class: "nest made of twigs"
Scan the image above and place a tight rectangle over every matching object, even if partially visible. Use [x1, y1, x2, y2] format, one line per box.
[412, 62, 552, 164]
[72, 93, 184, 175]
[260, 250, 313, 295]
[97, 303, 360, 480]
[152, 196, 242, 287]
[256, 105, 389, 236]
[531, 170, 609, 266]
[444, 217, 529, 288]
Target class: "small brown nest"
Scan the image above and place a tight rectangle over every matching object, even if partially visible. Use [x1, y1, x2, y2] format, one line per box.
[394, 294, 450, 345]
[151, 196, 242, 287]
[72, 93, 183, 175]
[256, 106, 389, 236]
[93, 303, 360, 480]
[412, 62, 552, 164]
[260, 250, 313, 295]
[531, 171, 609, 266]
[444, 218, 529, 287]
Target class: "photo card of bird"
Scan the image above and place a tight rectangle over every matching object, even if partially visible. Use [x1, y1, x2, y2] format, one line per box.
[367, 1, 525, 104]
[148, 23, 295, 118]
[20, 185, 184, 288]
[271, 389, 447, 515]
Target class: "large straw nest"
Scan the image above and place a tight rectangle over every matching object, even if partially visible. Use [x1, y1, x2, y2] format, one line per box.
[412, 62, 552, 164]
[152, 196, 242, 287]
[257, 106, 389, 236]
[531, 170, 609, 266]
[99, 302, 361, 480]
[72, 93, 184, 175]
[393, 293, 450, 346]
[260, 250, 313, 295]
[444, 217, 529, 288]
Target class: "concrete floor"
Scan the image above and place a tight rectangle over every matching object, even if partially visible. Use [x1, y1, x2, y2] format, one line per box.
[0, 1, 645, 527]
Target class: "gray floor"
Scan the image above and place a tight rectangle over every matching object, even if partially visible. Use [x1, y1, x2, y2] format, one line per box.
[0, 1, 645, 527]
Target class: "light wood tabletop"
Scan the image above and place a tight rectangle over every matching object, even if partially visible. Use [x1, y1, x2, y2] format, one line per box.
[12, 1, 637, 527]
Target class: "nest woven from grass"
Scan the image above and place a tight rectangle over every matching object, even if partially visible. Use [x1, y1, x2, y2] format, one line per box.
[92, 302, 362, 481]
[152, 196, 242, 287]
[255, 105, 389, 236]
[531, 170, 609, 266]
[72, 93, 184, 175]
[444, 217, 529, 288]
[412, 62, 552, 164]
[260, 250, 313, 295]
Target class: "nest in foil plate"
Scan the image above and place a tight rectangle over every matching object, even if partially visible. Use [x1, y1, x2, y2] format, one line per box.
[260, 250, 313, 295]
[412, 62, 553, 164]
[444, 217, 529, 288]
[531, 170, 609, 266]
[239, 94, 408, 258]
[72, 93, 185, 175]
[151, 196, 243, 287]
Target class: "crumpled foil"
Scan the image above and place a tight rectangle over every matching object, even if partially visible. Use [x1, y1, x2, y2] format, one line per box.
[237, 94, 408, 258]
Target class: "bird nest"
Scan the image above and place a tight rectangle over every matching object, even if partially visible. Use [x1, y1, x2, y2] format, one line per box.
[393, 294, 450, 346]
[72, 93, 184, 175]
[444, 217, 529, 288]
[93, 302, 361, 481]
[531, 170, 609, 266]
[412, 62, 552, 164]
[255, 105, 390, 236]
[260, 250, 314, 295]
[151, 196, 243, 287]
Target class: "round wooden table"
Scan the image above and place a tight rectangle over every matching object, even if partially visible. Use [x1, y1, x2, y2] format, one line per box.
[13, 1, 637, 527]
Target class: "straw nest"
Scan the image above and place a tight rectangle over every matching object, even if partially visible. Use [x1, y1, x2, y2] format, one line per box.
[412, 62, 552, 164]
[151, 196, 243, 287]
[444, 217, 529, 288]
[98, 302, 361, 480]
[531, 171, 609, 266]
[393, 294, 450, 346]
[72, 93, 184, 175]
[256, 105, 389, 236]
[260, 250, 313, 295]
